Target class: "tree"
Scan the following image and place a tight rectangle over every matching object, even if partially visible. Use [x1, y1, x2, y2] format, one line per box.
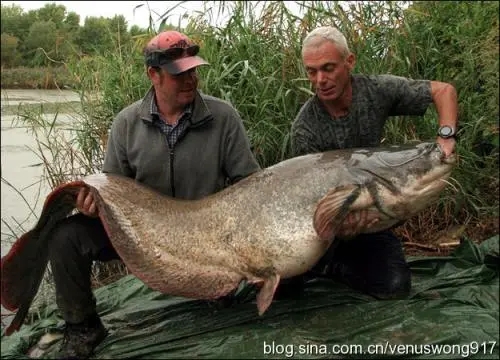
[1, 4, 37, 43]
[76, 16, 114, 55]
[24, 20, 58, 66]
[37, 3, 67, 28]
[64, 12, 81, 33]
[1, 33, 20, 67]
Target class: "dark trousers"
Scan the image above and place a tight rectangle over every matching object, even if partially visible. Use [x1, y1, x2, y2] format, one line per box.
[48, 214, 118, 324]
[307, 230, 412, 299]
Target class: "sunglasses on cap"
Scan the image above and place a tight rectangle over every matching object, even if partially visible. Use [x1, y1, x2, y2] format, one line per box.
[145, 45, 200, 67]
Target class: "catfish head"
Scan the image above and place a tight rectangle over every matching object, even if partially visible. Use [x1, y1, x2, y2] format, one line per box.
[313, 142, 457, 240]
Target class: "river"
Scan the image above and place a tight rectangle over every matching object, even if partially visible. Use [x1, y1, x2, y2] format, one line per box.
[1, 89, 81, 252]
[1, 88, 82, 329]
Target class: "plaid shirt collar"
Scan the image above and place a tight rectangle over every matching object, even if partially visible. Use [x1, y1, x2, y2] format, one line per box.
[150, 95, 193, 126]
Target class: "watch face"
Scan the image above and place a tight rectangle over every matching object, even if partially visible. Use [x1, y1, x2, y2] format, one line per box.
[441, 127, 451, 136]
[440, 126, 453, 137]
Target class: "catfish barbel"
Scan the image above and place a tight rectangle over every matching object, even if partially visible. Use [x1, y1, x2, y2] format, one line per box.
[1, 141, 456, 335]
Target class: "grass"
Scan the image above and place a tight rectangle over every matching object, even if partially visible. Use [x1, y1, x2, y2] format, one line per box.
[0, 0, 498, 321]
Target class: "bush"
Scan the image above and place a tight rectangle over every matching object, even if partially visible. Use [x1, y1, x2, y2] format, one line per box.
[0, 66, 76, 89]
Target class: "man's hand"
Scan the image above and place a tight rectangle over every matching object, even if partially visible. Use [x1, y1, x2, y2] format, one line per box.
[76, 188, 98, 218]
[337, 210, 379, 238]
[436, 136, 456, 158]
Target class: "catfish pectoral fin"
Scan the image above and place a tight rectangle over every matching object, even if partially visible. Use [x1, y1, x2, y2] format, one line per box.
[4, 266, 43, 336]
[1, 229, 37, 312]
[256, 273, 280, 316]
[1, 181, 85, 336]
[1, 227, 50, 336]
[313, 185, 362, 241]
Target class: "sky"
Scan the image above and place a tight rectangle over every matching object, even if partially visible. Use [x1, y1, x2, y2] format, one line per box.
[1, 1, 215, 29]
[1, 1, 305, 30]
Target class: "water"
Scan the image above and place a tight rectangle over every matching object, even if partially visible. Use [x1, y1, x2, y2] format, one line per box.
[1, 89, 80, 253]
[1, 89, 80, 105]
[1, 88, 81, 329]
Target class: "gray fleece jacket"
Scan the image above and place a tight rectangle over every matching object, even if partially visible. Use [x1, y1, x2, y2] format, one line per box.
[102, 87, 261, 200]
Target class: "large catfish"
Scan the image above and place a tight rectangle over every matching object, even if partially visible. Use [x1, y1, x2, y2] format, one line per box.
[1, 141, 456, 335]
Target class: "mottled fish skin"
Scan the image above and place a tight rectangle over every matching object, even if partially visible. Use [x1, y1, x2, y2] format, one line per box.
[1, 141, 456, 335]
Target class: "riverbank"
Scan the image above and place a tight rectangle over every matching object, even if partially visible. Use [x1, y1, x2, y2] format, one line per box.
[0, 67, 76, 90]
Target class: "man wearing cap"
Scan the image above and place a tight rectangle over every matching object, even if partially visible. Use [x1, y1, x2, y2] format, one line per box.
[47, 30, 261, 359]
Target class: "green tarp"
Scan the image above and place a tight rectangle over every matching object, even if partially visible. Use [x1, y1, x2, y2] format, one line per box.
[2, 236, 499, 359]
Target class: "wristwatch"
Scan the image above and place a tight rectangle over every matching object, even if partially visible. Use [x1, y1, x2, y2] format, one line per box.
[437, 125, 456, 139]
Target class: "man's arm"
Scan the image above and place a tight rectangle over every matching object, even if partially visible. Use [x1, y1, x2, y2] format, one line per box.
[102, 116, 134, 177]
[222, 108, 261, 185]
[380, 75, 458, 158]
[76, 116, 134, 217]
[430, 81, 458, 158]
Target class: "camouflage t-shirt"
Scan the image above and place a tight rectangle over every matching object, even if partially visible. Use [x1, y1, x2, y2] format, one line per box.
[290, 74, 433, 156]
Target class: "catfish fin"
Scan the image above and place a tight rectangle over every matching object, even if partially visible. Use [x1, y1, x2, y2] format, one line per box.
[313, 185, 362, 241]
[1, 181, 84, 336]
[256, 273, 280, 316]
[4, 289, 36, 336]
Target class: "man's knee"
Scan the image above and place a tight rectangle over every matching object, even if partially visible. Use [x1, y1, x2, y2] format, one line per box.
[365, 231, 412, 299]
[48, 214, 108, 259]
[49, 214, 87, 253]
[374, 265, 412, 299]
[327, 230, 413, 299]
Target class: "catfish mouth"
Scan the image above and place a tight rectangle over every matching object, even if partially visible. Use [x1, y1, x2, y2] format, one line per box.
[373, 145, 457, 197]
[350, 151, 457, 222]
[414, 153, 457, 193]
[379, 160, 455, 221]
[314, 144, 458, 238]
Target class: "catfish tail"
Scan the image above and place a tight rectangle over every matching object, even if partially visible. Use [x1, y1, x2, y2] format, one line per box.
[1, 180, 88, 336]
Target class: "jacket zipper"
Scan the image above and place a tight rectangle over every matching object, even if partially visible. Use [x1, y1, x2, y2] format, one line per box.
[168, 125, 191, 198]
[170, 148, 175, 197]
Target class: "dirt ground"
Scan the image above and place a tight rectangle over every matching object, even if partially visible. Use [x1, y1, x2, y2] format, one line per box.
[396, 213, 499, 257]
